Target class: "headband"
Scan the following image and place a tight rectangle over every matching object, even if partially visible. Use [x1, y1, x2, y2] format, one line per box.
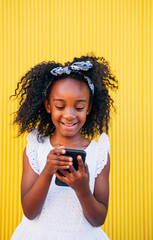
[50, 61, 94, 94]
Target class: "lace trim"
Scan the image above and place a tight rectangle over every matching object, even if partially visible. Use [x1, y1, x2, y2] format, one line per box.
[95, 133, 110, 178]
[26, 129, 40, 174]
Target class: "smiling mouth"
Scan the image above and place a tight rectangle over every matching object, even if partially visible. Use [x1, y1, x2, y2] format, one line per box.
[61, 122, 78, 127]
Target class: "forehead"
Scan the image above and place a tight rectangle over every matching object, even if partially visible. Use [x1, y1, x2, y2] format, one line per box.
[50, 78, 90, 100]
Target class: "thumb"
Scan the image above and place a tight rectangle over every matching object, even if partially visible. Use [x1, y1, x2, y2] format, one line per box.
[84, 163, 89, 175]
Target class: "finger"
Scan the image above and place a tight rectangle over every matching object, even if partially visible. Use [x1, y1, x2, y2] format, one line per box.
[60, 169, 69, 177]
[55, 171, 69, 185]
[85, 164, 90, 179]
[84, 163, 89, 175]
[77, 155, 84, 172]
[47, 155, 72, 168]
[54, 154, 73, 163]
[59, 155, 73, 162]
[56, 146, 65, 155]
[48, 151, 73, 163]
[55, 163, 72, 169]
[52, 148, 66, 156]
[68, 165, 77, 175]
[57, 145, 65, 150]
[47, 149, 64, 159]
[54, 158, 73, 168]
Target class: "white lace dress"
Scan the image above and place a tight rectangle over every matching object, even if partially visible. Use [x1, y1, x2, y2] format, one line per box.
[11, 129, 110, 240]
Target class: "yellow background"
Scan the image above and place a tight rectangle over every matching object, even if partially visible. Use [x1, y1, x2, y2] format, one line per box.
[0, 0, 153, 239]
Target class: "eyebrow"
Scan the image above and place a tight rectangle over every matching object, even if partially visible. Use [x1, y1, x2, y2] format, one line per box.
[53, 99, 87, 102]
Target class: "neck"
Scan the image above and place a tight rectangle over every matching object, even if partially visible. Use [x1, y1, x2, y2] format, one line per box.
[50, 131, 89, 150]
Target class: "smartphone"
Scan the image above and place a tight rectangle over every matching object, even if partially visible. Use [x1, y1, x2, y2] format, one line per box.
[55, 149, 86, 187]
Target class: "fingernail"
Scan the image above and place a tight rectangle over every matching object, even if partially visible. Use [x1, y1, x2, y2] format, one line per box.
[69, 157, 73, 161]
[58, 145, 65, 148]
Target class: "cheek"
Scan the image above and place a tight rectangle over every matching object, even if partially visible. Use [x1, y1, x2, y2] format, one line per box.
[79, 111, 88, 121]
[50, 110, 60, 122]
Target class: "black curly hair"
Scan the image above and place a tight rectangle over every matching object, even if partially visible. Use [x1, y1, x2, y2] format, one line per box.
[11, 54, 118, 140]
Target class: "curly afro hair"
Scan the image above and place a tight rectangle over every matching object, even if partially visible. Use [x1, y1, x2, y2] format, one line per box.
[11, 54, 118, 140]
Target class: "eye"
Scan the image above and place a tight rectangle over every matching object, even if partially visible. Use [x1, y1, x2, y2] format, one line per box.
[55, 106, 64, 110]
[75, 107, 85, 111]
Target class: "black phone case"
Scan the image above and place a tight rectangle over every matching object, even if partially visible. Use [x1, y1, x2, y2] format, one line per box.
[55, 149, 86, 187]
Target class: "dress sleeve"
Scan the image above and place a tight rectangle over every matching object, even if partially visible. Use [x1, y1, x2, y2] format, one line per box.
[26, 129, 40, 174]
[95, 133, 110, 178]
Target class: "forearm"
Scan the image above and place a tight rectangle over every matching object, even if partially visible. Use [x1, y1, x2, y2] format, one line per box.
[22, 168, 53, 220]
[76, 188, 107, 227]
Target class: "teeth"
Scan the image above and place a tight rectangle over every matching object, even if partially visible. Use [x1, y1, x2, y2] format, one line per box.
[62, 123, 75, 126]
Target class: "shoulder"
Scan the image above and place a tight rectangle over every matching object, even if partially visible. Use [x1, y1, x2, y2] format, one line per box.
[26, 129, 49, 174]
[90, 133, 110, 151]
[87, 132, 110, 153]
[97, 132, 110, 153]
[95, 132, 110, 178]
[27, 128, 48, 144]
[98, 132, 110, 144]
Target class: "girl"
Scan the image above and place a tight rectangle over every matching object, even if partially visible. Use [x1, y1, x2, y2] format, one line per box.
[11, 55, 118, 239]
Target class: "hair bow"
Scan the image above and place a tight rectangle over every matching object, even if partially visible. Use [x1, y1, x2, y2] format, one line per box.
[50, 61, 94, 94]
[51, 61, 93, 76]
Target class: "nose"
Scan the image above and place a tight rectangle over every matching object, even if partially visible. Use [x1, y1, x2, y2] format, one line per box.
[63, 107, 75, 120]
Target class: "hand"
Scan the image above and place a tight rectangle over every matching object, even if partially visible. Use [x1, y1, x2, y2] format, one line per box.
[55, 155, 90, 194]
[44, 146, 73, 176]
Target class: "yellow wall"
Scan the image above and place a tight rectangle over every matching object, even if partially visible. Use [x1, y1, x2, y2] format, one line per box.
[0, 0, 153, 239]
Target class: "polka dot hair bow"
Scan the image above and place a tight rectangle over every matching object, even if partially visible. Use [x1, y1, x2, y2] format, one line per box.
[50, 61, 94, 95]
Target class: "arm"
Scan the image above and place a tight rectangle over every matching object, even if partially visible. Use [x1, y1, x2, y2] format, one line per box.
[21, 147, 72, 220]
[76, 154, 110, 227]
[56, 153, 110, 227]
[21, 148, 52, 220]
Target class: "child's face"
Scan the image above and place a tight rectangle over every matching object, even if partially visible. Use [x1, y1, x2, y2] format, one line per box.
[45, 78, 91, 138]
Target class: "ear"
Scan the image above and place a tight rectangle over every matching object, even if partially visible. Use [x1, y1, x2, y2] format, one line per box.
[87, 104, 92, 115]
[44, 99, 51, 113]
